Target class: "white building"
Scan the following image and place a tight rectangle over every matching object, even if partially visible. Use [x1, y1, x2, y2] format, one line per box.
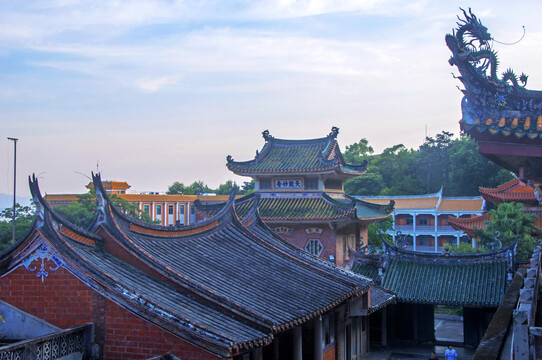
[358, 188, 486, 252]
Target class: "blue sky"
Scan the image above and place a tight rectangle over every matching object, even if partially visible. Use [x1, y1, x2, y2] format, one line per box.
[2, 0, 542, 197]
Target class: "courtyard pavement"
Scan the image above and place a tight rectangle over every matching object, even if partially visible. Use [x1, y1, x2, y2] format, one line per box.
[366, 318, 474, 360]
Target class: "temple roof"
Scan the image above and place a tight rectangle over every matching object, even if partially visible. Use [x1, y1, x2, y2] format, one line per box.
[350, 238, 513, 307]
[447, 9, 542, 183]
[226, 127, 367, 176]
[86, 180, 131, 191]
[479, 178, 538, 204]
[195, 192, 393, 223]
[448, 207, 542, 237]
[446, 9, 542, 142]
[447, 213, 491, 238]
[1, 173, 375, 358]
[382, 258, 507, 307]
[368, 285, 396, 314]
[359, 189, 484, 213]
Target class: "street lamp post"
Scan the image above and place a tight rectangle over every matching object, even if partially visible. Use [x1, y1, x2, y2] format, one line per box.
[7, 137, 18, 244]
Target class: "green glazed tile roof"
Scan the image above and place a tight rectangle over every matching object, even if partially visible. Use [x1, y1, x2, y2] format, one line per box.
[196, 193, 392, 222]
[226, 128, 367, 175]
[381, 259, 507, 307]
[350, 262, 380, 280]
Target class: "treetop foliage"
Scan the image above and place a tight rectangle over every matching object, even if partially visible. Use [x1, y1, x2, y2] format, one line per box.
[474, 202, 540, 261]
[344, 132, 513, 197]
[167, 180, 254, 196]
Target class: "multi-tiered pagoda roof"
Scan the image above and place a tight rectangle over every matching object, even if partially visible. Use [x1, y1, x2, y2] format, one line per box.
[196, 192, 393, 224]
[227, 127, 367, 177]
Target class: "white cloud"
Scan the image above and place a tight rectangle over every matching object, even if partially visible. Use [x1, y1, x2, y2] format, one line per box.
[134, 75, 183, 93]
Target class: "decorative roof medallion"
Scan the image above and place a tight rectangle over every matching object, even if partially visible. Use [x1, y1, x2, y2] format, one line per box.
[22, 242, 64, 282]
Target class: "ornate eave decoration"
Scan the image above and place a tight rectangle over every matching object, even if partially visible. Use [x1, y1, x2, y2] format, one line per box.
[21, 241, 64, 282]
[446, 8, 542, 134]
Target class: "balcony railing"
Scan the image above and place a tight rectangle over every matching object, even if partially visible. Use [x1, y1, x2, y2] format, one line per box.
[0, 323, 94, 360]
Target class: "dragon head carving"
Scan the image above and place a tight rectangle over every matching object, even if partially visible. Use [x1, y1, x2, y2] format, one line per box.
[455, 7, 491, 50]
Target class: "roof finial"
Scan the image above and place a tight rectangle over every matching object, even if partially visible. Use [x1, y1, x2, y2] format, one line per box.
[92, 172, 107, 224]
[262, 130, 273, 142]
[226, 155, 234, 164]
[29, 174, 45, 227]
[329, 127, 339, 137]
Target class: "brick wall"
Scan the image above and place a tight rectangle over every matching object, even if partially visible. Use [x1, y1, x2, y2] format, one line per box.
[0, 263, 93, 329]
[323, 344, 335, 360]
[104, 299, 216, 360]
[275, 223, 337, 262]
[0, 263, 218, 360]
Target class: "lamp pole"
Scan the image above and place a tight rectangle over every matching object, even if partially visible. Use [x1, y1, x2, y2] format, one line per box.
[7, 137, 18, 244]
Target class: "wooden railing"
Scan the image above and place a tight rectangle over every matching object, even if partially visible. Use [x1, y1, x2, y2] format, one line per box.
[0, 323, 94, 360]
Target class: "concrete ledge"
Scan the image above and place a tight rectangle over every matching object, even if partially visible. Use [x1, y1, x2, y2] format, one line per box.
[0, 299, 59, 340]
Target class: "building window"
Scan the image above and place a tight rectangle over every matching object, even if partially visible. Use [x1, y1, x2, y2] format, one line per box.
[143, 204, 150, 215]
[168, 204, 174, 215]
[305, 239, 323, 256]
[418, 236, 432, 246]
[324, 179, 342, 190]
[260, 179, 271, 190]
[190, 205, 196, 224]
[305, 178, 318, 190]
[419, 218, 428, 226]
[178, 205, 185, 225]
[323, 312, 335, 345]
[405, 217, 413, 225]
[156, 205, 162, 216]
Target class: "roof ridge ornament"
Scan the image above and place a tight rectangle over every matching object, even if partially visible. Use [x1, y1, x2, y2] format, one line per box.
[92, 172, 107, 224]
[29, 174, 45, 227]
[329, 127, 339, 138]
[262, 130, 273, 142]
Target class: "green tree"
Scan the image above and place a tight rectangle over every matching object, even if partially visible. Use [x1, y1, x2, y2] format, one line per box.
[54, 190, 97, 228]
[0, 203, 36, 251]
[474, 202, 540, 261]
[215, 180, 234, 195]
[377, 145, 424, 195]
[418, 131, 454, 194]
[344, 138, 373, 164]
[366, 217, 393, 252]
[343, 132, 514, 197]
[167, 182, 187, 195]
[344, 171, 384, 196]
[241, 180, 255, 195]
[445, 136, 513, 196]
[166, 181, 213, 195]
[55, 189, 157, 228]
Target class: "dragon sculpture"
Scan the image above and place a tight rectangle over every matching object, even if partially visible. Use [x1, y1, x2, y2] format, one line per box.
[446, 8, 542, 125]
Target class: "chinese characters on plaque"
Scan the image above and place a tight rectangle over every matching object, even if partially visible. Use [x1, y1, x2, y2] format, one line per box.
[274, 179, 303, 189]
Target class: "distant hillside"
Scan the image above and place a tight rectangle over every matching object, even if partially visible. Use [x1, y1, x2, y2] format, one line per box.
[0, 193, 31, 211]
